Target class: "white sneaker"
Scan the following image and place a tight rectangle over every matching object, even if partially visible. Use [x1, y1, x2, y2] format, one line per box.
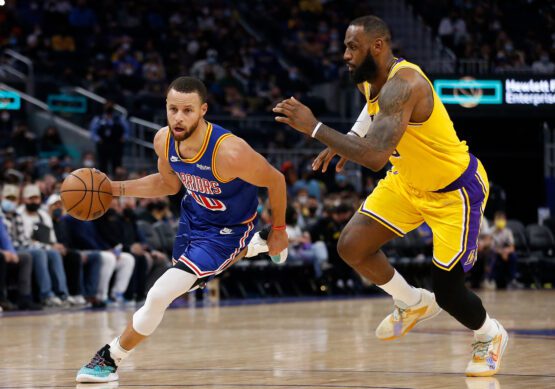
[68, 295, 90, 307]
[245, 231, 288, 264]
[375, 288, 442, 341]
[466, 319, 509, 377]
[482, 279, 496, 290]
[44, 296, 63, 307]
[245, 232, 268, 258]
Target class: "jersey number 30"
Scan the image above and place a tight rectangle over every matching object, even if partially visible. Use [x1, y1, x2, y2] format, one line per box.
[189, 191, 227, 211]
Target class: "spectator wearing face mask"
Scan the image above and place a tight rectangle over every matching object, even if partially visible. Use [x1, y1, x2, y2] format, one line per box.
[309, 202, 358, 293]
[47, 194, 102, 306]
[138, 197, 170, 224]
[532, 51, 555, 74]
[2, 184, 67, 307]
[89, 101, 130, 175]
[92, 198, 136, 304]
[17, 184, 73, 307]
[285, 206, 329, 284]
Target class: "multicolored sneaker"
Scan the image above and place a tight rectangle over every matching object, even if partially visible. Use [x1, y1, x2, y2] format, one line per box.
[76, 344, 119, 383]
[375, 288, 442, 341]
[466, 320, 509, 377]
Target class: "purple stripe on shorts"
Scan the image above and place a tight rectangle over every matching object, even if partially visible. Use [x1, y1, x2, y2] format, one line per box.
[459, 179, 487, 272]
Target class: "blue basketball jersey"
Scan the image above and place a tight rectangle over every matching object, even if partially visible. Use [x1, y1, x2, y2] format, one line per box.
[166, 122, 258, 227]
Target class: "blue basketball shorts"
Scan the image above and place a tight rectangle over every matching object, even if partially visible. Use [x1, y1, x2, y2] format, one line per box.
[171, 216, 256, 278]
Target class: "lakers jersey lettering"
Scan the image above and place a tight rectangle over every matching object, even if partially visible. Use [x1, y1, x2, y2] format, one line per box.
[165, 122, 258, 226]
[363, 58, 470, 191]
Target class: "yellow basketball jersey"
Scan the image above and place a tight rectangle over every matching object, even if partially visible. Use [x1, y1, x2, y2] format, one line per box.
[363, 59, 469, 192]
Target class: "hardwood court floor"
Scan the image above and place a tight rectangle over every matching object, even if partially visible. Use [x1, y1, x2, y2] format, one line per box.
[0, 290, 554, 389]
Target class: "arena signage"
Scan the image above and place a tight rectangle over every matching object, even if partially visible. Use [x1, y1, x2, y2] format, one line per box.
[505, 78, 555, 106]
[433, 76, 555, 117]
[47, 94, 87, 113]
[0, 90, 21, 110]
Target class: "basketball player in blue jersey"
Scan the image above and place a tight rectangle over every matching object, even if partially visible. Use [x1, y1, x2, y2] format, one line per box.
[76, 76, 288, 383]
[274, 16, 508, 377]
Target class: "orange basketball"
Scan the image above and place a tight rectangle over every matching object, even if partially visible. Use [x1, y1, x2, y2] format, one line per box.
[60, 168, 113, 221]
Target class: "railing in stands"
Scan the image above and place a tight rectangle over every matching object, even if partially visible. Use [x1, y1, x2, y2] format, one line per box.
[1, 49, 35, 96]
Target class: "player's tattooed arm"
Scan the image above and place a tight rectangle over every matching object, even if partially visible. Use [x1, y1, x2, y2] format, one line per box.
[274, 71, 417, 172]
[315, 74, 413, 171]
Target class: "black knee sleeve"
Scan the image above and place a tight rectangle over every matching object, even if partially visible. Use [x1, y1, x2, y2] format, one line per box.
[431, 264, 486, 330]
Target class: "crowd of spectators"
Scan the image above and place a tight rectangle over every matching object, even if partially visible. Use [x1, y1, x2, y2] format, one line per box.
[0, 174, 175, 312]
[0, 0, 322, 120]
[2, 0, 553, 129]
[2, 0, 550, 311]
[411, 0, 555, 74]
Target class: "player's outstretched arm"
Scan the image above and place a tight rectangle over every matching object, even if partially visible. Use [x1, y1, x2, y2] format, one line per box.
[312, 103, 371, 173]
[274, 70, 420, 172]
[111, 127, 182, 197]
[215, 136, 288, 256]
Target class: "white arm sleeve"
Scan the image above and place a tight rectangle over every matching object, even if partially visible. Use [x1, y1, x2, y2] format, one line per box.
[349, 103, 372, 138]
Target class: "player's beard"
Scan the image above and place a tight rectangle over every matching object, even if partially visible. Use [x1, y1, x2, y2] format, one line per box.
[349, 54, 378, 84]
[171, 117, 201, 142]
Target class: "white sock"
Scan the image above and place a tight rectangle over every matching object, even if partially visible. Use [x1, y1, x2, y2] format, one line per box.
[474, 314, 499, 341]
[378, 269, 421, 306]
[109, 337, 132, 365]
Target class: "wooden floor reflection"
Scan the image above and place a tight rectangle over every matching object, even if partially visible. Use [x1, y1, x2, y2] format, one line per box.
[1, 290, 554, 389]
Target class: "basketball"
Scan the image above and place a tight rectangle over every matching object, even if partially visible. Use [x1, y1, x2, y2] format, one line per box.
[60, 168, 113, 221]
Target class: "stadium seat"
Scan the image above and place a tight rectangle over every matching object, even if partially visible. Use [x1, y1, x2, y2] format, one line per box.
[152, 221, 176, 255]
[137, 220, 162, 251]
[507, 219, 529, 255]
[526, 224, 555, 256]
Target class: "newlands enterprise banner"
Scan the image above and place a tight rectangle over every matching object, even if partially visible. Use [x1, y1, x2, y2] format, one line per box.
[431, 76, 555, 117]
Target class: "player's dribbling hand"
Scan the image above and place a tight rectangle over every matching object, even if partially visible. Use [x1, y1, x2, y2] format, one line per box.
[267, 229, 289, 257]
[312, 147, 348, 173]
[273, 97, 318, 135]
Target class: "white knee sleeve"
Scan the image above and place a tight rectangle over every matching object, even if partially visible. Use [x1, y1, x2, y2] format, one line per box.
[132, 268, 197, 336]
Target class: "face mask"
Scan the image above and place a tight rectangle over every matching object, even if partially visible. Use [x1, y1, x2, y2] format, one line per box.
[1, 199, 16, 213]
[154, 201, 167, 211]
[83, 160, 94, 168]
[52, 208, 63, 219]
[25, 203, 40, 212]
[122, 208, 135, 219]
[298, 195, 308, 205]
[257, 204, 264, 214]
[495, 220, 506, 230]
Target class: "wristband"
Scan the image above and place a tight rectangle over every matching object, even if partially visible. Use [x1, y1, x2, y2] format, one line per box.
[311, 122, 323, 138]
[272, 225, 286, 231]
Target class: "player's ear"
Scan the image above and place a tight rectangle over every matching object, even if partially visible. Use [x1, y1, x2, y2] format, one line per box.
[201, 102, 208, 117]
[372, 38, 384, 55]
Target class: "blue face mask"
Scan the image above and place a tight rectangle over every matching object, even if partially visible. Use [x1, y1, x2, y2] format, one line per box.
[52, 208, 63, 220]
[1, 199, 16, 213]
[257, 204, 264, 214]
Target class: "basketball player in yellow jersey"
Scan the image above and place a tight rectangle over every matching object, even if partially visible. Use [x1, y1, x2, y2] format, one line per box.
[273, 15, 508, 377]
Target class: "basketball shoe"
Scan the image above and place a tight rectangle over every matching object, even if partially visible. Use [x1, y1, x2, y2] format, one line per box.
[76, 344, 118, 383]
[466, 320, 509, 377]
[245, 229, 288, 263]
[375, 288, 442, 340]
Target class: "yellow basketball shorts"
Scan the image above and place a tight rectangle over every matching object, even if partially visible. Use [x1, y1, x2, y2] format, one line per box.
[359, 155, 489, 272]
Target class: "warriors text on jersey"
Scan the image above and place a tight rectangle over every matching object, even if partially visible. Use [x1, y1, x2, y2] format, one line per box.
[165, 122, 258, 227]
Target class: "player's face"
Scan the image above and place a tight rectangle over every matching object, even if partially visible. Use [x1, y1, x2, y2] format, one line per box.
[166, 89, 208, 142]
[344, 25, 379, 84]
